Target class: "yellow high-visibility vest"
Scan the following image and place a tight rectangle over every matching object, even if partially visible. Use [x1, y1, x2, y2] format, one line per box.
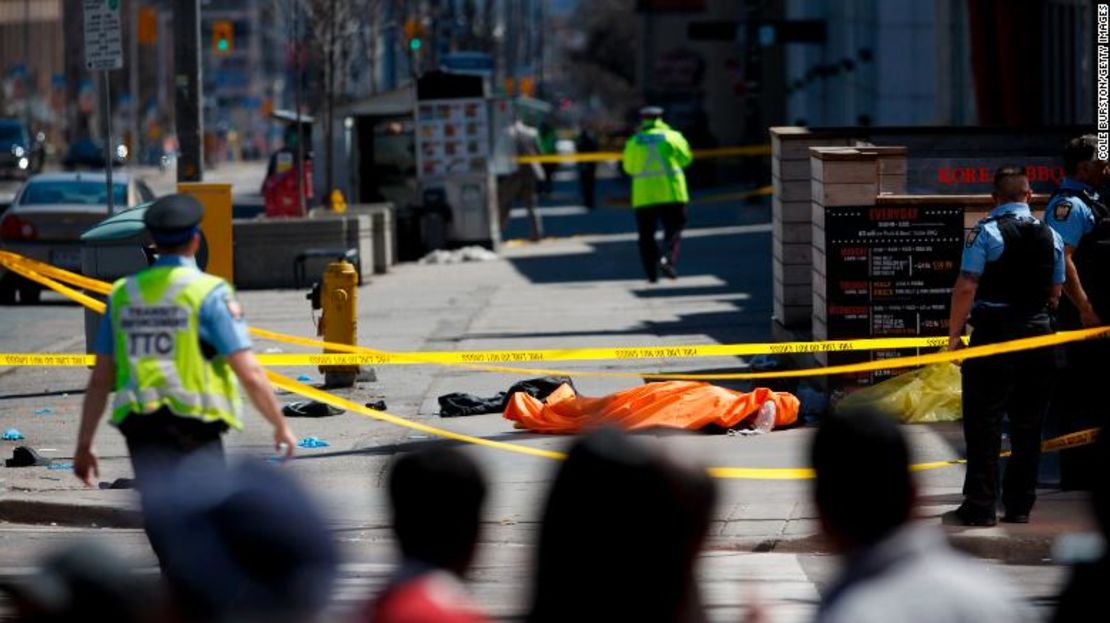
[109, 266, 242, 429]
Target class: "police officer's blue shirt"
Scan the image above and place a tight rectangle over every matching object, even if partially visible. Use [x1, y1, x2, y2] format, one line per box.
[93, 255, 252, 356]
[1044, 177, 1098, 248]
[960, 202, 1065, 306]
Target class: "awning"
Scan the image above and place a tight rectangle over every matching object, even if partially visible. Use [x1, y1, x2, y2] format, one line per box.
[336, 85, 416, 118]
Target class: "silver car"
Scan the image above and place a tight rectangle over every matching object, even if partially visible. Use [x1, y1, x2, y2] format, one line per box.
[0, 171, 155, 304]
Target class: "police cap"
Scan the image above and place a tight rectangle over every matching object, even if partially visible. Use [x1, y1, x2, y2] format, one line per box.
[144, 194, 203, 245]
[640, 106, 664, 118]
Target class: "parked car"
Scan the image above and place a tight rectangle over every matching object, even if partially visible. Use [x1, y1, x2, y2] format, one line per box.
[62, 137, 129, 170]
[0, 171, 156, 304]
[0, 118, 44, 180]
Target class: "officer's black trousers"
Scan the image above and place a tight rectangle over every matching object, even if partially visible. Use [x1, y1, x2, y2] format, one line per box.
[961, 325, 1056, 516]
[120, 407, 227, 566]
[635, 202, 688, 280]
[120, 407, 227, 486]
[1050, 339, 1107, 490]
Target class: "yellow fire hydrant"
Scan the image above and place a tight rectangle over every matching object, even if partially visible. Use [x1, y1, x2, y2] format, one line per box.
[318, 258, 360, 387]
[330, 189, 348, 213]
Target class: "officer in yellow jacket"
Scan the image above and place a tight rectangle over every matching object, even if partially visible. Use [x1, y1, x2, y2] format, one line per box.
[622, 106, 693, 282]
[74, 194, 297, 491]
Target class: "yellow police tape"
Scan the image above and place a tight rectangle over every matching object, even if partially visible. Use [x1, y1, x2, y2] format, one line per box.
[0, 341, 947, 368]
[603, 184, 774, 208]
[0, 353, 96, 367]
[266, 370, 565, 461]
[693, 185, 774, 205]
[269, 370, 1105, 480]
[1041, 427, 1101, 452]
[0, 250, 970, 371]
[515, 144, 772, 165]
[4, 250, 1110, 382]
[1, 251, 1101, 479]
[3, 260, 106, 313]
[250, 326, 1110, 382]
[0, 350, 1096, 479]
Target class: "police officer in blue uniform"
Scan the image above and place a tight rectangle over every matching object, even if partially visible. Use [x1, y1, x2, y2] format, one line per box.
[945, 166, 1065, 526]
[1043, 135, 1110, 491]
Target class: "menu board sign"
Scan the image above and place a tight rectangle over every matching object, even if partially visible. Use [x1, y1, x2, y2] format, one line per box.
[824, 204, 964, 384]
[415, 98, 491, 179]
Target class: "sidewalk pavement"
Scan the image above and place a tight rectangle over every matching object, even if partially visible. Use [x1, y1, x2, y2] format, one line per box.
[0, 197, 1098, 584]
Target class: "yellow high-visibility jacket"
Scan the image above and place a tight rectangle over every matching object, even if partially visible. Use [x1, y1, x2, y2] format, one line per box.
[621, 120, 693, 208]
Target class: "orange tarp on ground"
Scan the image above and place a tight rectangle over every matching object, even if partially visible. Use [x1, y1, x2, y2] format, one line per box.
[503, 381, 800, 434]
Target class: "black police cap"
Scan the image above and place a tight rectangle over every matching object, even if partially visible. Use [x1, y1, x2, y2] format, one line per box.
[144, 194, 203, 234]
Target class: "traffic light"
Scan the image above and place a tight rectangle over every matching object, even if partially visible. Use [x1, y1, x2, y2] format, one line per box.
[212, 20, 234, 56]
[519, 76, 536, 97]
[403, 18, 425, 53]
[138, 7, 158, 45]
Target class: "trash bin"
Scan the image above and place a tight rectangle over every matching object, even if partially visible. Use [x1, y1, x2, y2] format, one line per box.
[394, 204, 423, 262]
[79, 205, 212, 354]
[80, 206, 153, 354]
[420, 188, 452, 253]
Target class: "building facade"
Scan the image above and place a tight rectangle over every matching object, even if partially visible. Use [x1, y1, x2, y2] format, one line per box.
[784, 0, 1093, 127]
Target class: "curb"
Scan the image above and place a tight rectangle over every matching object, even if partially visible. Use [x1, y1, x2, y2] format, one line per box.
[0, 503, 1066, 565]
[0, 499, 142, 529]
[949, 533, 1056, 565]
[708, 530, 1057, 564]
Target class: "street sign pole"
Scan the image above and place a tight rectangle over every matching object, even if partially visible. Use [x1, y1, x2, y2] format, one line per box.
[173, 0, 202, 183]
[102, 71, 113, 212]
[84, 0, 123, 212]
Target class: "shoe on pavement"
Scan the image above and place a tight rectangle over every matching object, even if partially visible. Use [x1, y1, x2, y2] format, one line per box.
[5, 446, 52, 468]
[941, 506, 997, 527]
[659, 258, 677, 280]
[1000, 512, 1030, 524]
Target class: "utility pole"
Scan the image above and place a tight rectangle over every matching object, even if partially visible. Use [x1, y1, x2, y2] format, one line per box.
[324, 0, 336, 208]
[23, 0, 32, 135]
[101, 72, 113, 212]
[293, 0, 306, 215]
[173, 0, 202, 182]
[64, 0, 87, 143]
[536, 0, 544, 93]
[129, 0, 139, 163]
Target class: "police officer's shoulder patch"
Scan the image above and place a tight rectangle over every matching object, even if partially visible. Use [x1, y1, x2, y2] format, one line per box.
[965, 226, 981, 248]
[225, 295, 243, 320]
[1054, 199, 1073, 222]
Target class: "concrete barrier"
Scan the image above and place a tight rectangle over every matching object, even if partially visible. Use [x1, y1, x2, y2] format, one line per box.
[233, 216, 368, 289]
[347, 203, 395, 274]
[344, 215, 374, 284]
[232, 204, 396, 289]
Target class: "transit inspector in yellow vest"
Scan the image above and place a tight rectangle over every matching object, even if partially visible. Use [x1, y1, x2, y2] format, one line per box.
[75, 194, 296, 490]
[621, 106, 693, 282]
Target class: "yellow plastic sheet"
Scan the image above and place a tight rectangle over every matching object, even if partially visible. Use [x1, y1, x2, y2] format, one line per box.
[835, 363, 962, 423]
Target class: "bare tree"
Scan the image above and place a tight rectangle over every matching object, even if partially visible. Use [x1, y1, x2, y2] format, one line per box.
[303, 0, 383, 207]
[561, 0, 638, 126]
